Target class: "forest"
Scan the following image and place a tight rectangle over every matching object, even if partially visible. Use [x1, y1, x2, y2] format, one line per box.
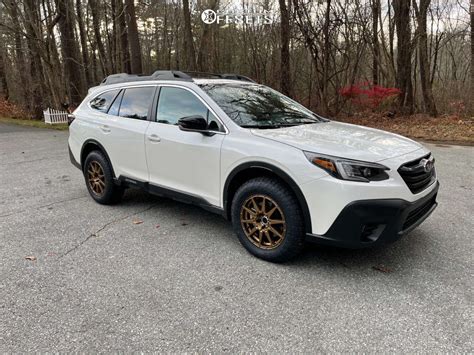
[0, 0, 472, 124]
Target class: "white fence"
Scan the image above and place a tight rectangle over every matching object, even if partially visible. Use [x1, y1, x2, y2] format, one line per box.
[44, 108, 69, 124]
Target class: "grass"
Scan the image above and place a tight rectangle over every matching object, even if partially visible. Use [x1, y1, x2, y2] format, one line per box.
[0, 117, 68, 130]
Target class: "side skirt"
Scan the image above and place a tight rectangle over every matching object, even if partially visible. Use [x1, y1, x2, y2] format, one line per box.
[116, 176, 226, 217]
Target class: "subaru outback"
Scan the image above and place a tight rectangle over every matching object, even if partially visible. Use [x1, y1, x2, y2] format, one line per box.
[68, 70, 439, 262]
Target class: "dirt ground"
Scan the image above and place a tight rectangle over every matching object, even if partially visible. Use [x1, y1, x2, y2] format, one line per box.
[334, 112, 473, 145]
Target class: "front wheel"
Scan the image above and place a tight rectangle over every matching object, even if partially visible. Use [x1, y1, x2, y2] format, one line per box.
[231, 177, 305, 262]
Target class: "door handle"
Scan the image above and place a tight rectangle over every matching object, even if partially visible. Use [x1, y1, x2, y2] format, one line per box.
[147, 134, 161, 143]
[100, 124, 111, 133]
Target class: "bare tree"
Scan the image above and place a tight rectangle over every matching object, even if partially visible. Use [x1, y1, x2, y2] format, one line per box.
[182, 0, 196, 70]
[24, 0, 45, 118]
[0, 0, 469, 119]
[76, 0, 91, 85]
[125, 0, 143, 74]
[56, 0, 86, 105]
[471, 0, 474, 112]
[371, 0, 380, 84]
[117, 0, 131, 73]
[0, 41, 9, 100]
[414, 0, 437, 116]
[89, 0, 110, 76]
[393, 0, 414, 112]
[279, 0, 291, 96]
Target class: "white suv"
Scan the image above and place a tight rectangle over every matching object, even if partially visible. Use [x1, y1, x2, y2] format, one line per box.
[68, 70, 439, 262]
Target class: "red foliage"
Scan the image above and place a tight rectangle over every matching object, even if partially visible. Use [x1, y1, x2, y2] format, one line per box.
[339, 82, 401, 109]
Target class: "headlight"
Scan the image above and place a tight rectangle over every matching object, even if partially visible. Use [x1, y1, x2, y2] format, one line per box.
[304, 151, 390, 182]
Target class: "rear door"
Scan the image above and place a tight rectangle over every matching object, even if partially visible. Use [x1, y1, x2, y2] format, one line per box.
[93, 86, 156, 181]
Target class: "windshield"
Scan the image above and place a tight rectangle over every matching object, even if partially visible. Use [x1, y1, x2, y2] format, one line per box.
[199, 84, 327, 128]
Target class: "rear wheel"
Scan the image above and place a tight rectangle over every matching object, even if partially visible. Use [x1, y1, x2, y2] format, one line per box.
[231, 177, 305, 262]
[84, 151, 123, 204]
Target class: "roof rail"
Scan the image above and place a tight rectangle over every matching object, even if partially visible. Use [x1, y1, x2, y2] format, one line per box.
[100, 70, 192, 86]
[99, 70, 255, 86]
[184, 71, 256, 83]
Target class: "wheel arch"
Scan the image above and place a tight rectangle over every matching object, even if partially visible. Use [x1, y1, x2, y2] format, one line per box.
[80, 139, 116, 178]
[223, 162, 312, 233]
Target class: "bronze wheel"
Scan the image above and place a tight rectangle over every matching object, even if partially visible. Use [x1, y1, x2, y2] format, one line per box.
[87, 161, 106, 196]
[240, 194, 287, 250]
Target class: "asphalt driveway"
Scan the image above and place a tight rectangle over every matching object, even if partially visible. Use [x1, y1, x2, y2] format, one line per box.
[0, 123, 472, 352]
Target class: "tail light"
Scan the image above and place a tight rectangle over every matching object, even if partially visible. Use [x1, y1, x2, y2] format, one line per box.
[67, 114, 75, 126]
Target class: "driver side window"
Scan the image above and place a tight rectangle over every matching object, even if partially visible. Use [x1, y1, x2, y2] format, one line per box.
[156, 87, 222, 131]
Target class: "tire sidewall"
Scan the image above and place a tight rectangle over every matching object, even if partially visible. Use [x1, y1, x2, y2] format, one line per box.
[83, 151, 119, 204]
[231, 178, 305, 262]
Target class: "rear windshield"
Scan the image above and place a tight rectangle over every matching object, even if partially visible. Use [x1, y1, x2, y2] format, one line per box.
[199, 83, 326, 128]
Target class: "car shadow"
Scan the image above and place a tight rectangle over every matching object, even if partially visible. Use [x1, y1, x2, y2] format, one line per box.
[121, 188, 431, 274]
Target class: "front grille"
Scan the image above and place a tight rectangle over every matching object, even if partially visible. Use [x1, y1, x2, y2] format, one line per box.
[398, 153, 436, 194]
[402, 195, 437, 231]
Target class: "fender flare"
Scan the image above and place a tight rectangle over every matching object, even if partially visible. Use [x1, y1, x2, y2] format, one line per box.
[80, 139, 116, 178]
[223, 161, 312, 233]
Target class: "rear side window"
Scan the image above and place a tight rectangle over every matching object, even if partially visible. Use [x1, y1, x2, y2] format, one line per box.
[90, 89, 120, 112]
[107, 90, 123, 116]
[119, 87, 155, 120]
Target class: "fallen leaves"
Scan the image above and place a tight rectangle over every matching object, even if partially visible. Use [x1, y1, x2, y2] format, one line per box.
[0, 98, 29, 118]
[372, 264, 393, 273]
[335, 113, 473, 144]
[25, 256, 37, 261]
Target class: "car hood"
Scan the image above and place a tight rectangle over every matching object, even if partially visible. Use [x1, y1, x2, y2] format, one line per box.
[250, 121, 423, 162]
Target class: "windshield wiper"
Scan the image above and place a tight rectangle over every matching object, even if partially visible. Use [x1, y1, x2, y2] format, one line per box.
[240, 123, 302, 129]
[240, 124, 283, 129]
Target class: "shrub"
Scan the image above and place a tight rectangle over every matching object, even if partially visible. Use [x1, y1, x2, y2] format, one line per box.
[339, 82, 401, 110]
[0, 98, 29, 119]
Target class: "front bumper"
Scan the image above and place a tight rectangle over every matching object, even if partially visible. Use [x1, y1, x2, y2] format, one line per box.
[306, 181, 439, 248]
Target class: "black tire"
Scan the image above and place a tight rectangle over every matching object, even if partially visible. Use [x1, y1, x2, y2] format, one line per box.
[83, 150, 124, 205]
[231, 177, 305, 262]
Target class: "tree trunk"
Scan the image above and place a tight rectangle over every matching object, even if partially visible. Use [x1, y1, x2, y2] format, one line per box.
[414, 0, 437, 116]
[104, 2, 116, 73]
[89, 0, 109, 76]
[6, 1, 28, 105]
[75, 0, 91, 85]
[393, 0, 414, 113]
[110, 0, 118, 73]
[471, 0, 474, 114]
[56, 0, 86, 105]
[182, 0, 196, 71]
[388, 0, 396, 82]
[197, 0, 217, 72]
[23, 0, 45, 119]
[116, 0, 131, 73]
[279, 0, 291, 96]
[0, 45, 9, 100]
[125, 0, 143, 74]
[371, 0, 380, 85]
[322, 0, 331, 113]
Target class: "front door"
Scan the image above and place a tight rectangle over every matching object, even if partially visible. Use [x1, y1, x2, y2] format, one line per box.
[145, 86, 225, 207]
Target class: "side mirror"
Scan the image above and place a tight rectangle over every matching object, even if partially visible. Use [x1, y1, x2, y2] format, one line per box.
[178, 115, 214, 136]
